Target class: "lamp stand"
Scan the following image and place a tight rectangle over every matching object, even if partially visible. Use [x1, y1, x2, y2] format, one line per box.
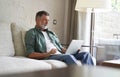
[90, 8, 95, 56]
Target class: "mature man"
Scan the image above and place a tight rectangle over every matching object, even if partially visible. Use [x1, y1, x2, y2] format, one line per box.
[25, 11, 94, 65]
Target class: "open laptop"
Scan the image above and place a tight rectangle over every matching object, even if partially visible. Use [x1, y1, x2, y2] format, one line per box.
[65, 40, 84, 54]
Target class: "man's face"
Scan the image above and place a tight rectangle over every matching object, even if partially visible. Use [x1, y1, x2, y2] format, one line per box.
[36, 15, 49, 30]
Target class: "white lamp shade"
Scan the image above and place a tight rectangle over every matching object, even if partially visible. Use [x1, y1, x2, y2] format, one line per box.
[75, 0, 111, 12]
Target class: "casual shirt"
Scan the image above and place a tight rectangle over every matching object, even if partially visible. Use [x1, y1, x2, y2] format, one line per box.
[42, 31, 61, 54]
[25, 27, 63, 56]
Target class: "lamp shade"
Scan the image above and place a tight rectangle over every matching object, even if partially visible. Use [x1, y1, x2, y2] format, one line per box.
[75, 0, 111, 12]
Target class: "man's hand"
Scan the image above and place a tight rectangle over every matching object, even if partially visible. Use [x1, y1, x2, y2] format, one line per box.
[77, 49, 81, 53]
[61, 48, 67, 53]
[48, 48, 57, 55]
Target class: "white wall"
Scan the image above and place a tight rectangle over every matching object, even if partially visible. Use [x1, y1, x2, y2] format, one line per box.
[0, 0, 66, 44]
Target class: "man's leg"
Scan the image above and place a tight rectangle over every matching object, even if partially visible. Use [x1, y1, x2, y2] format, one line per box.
[72, 52, 94, 65]
[47, 54, 77, 65]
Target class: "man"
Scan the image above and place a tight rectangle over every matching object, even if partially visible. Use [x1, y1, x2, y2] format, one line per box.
[25, 11, 94, 65]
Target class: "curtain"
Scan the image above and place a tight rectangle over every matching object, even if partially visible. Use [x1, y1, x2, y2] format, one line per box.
[66, 0, 78, 44]
[66, 0, 91, 49]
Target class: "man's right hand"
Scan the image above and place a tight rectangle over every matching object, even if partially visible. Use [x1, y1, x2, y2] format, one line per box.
[48, 48, 57, 55]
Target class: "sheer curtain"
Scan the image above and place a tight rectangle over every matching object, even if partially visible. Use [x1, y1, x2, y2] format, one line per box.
[65, 0, 91, 52]
[78, 11, 91, 51]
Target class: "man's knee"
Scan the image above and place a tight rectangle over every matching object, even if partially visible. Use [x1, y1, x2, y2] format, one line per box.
[78, 52, 92, 59]
[63, 55, 77, 64]
[62, 55, 76, 60]
[65, 55, 77, 61]
[80, 52, 90, 56]
[63, 55, 73, 59]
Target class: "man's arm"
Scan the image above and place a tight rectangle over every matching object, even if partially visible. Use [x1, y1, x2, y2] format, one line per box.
[28, 52, 50, 59]
[28, 48, 57, 59]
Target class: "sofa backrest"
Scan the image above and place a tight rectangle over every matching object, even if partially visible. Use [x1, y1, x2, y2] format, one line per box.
[0, 23, 15, 56]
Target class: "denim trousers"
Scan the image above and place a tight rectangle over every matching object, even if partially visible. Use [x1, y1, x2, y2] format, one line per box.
[47, 51, 94, 65]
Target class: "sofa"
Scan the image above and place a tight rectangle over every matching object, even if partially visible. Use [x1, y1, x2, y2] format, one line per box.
[0, 22, 95, 75]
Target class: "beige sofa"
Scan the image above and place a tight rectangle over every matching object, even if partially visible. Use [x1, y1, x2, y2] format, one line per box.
[0, 23, 95, 75]
[0, 23, 69, 75]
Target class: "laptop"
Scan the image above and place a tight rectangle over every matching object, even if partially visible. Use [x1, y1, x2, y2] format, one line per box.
[65, 40, 84, 54]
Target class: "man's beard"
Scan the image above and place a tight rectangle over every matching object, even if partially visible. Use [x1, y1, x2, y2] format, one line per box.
[41, 25, 48, 30]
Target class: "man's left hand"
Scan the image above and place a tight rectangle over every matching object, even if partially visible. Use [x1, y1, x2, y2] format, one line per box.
[61, 48, 67, 53]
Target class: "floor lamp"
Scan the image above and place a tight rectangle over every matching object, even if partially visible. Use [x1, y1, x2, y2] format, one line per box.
[75, 0, 111, 55]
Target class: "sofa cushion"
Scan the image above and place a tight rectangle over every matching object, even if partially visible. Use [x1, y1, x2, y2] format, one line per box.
[0, 23, 15, 56]
[0, 56, 52, 75]
[44, 60, 67, 69]
[11, 23, 30, 56]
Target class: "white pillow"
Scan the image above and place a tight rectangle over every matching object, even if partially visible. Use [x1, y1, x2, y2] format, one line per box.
[11, 23, 31, 56]
[0, 23, 15, 56]
[21, 29, 27, 51]
[11, 23, 26, 56]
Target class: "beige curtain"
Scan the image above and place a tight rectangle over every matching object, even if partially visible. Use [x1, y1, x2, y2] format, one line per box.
[66, 0, 78, 44]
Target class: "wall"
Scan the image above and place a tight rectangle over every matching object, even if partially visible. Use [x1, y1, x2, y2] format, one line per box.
[0, 0, 66, 44]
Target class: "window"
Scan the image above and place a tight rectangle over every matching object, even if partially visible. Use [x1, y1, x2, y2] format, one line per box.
[95, 0, 120, 40]
[95, 0, 120, 61]
[112, 0, 120, 12]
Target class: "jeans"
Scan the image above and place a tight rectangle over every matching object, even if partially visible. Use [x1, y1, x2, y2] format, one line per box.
[47, 51, 94, 65]
[73, 52, 94, 65]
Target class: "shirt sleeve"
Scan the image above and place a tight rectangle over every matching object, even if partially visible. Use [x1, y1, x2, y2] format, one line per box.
[25, 30, 35, 56]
